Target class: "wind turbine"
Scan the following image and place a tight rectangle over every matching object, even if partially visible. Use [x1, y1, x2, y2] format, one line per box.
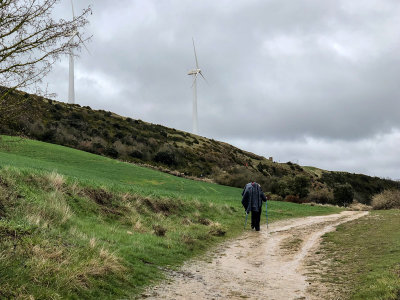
[68, 0, 90, 104]
[187, 38, 207, 135]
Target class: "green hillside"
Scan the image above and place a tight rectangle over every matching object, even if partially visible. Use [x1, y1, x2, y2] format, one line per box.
[0, 136, 342, 299]
[1, 89, 398, 206]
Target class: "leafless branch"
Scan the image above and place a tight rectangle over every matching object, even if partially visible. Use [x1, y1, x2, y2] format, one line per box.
[0, 0, 91, 130]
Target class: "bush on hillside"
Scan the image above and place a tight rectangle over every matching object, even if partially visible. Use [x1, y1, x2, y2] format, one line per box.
[215, 166, 270, 190]
[284, 195, 305, 204]
[269, 194, 283, 202]
[105, 146, 119, 158]
[321, 171, 398, 205]
[307, 188, 334, 204]
[292, 175, 311, 198]
[333, 183, 354, 206]
[371, 190, 400, 210]
[269, 177, 290, 197]
[268, 175, 311, 199]
[129, 150, 143, 159]
[154, 150, 177, 166]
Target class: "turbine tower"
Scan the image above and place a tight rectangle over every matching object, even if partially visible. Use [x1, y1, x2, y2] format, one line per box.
[68, 0, 89, 104]
[69, 49, 75, 104]
[187, 38, 207, 135]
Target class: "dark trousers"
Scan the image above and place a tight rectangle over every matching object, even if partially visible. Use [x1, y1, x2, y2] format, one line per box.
[251, 210, 262, 231]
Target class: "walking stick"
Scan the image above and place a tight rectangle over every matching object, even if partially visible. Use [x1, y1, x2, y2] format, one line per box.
[266, 200, 269, 229]
[244, 212, 249, 229]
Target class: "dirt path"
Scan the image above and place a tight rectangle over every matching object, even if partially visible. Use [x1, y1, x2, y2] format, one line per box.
[141, 210, 368, 300]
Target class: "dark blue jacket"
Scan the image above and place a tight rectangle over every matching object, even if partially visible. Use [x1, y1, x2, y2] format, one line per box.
[241, 182, 267, 213]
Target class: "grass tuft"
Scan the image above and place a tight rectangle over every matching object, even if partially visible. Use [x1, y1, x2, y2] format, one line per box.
[133, 219, 146, 233]
[197, 217, 212, 225]
[153, 224, 167, 237]
[209, 222, 226, 236]
[47, 171, 65, 191]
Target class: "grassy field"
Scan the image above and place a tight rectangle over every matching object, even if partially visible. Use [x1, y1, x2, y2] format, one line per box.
[309, 210, 400, 299]
[0, 136, 343, 299]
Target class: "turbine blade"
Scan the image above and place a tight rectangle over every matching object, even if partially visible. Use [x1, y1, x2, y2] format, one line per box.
[192, 38, 199, 69]
[199, 71, 208, 85]
[77, 33, 91, 55]
[71, 0, 76, 19]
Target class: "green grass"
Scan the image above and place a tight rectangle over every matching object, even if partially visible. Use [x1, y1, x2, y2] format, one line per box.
[315, 210, 400, 299]
[0, 136, 343, 299]
[0, 136, 236, 200]
[303, 165, 324, 177]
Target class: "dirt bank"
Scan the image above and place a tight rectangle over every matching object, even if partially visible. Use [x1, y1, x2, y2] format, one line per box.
[141, 211, 368, 300]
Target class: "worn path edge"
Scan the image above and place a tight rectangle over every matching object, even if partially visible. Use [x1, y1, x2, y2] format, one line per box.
[141, 210, 368, 300]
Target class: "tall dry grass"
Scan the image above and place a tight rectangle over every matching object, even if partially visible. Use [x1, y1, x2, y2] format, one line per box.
[47, 171, 65, 191]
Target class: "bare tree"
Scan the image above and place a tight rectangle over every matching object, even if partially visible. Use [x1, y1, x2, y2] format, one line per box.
[0, 0, 91, 131]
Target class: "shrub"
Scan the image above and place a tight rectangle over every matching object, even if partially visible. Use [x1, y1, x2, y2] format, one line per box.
[105, 147, 119, 158]
[41, 129, 56, 142]
[371, 190, 400, 210]
[321, 171, 399, 205]
[257, 163, 267, 173]
[292, 175, 311, 198]
[90, 128, 100, 136]
[333, 183, 354, 206]
[154, 150, 177, 166]
[114, 131, 124, 139]
[70, 112, 83, 120]
[270, 177, 291, 198]
[113, 141, 128, 157]
[129, 150, 143, 159]
[284, 195, 304, 204]
[170, 135, 184, 142]
[102, 129, 110, 139]
[214, 167, 270, 190]
[92, 143, 104, 150]
[307, 188, 334, 204]
[160, 131, 167, 138]
[270, 194, 283, 202]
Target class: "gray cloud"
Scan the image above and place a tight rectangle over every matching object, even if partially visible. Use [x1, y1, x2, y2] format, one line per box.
[44, 0, 400, 179]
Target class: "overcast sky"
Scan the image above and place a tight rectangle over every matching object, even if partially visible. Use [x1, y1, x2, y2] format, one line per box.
[46, 0, 400, 179]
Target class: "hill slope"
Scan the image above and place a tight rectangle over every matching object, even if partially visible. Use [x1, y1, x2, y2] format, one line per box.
[1, 89, 399, 205]
[0, 136, 342, 299]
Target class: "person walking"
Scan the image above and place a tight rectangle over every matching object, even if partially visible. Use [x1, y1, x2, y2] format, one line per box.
[241, 182, 267, 231]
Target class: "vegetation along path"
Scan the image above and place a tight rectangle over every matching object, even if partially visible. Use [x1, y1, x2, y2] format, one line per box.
[142, 210, 368, 299]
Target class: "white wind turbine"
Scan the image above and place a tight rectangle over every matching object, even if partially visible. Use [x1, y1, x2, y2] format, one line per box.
[68, 0, 90, 104]
[187, 38, 207, 135]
